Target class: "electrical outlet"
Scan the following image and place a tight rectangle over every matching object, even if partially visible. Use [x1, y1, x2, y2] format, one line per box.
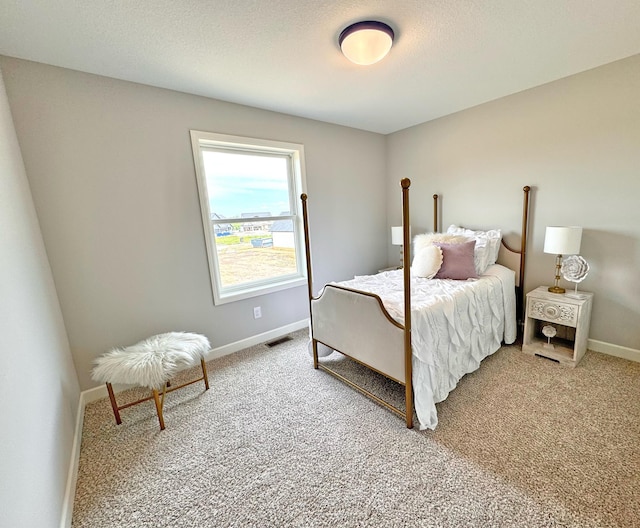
[253, 306, 262, 319]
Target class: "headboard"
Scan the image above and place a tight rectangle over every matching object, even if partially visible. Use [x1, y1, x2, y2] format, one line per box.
[432, 186, 531, 330]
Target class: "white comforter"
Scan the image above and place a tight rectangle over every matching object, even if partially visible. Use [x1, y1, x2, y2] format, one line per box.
[334, 264, 516, 430]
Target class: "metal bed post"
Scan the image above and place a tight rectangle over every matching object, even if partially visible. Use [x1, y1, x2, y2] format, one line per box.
[300, 193, 318, 369]
[401, 178, 413, 428]
[518, 186, 531, 330]
[498, 185, 531, 335]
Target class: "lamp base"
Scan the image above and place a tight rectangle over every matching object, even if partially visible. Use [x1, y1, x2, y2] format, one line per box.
[548, 256, 565, 295]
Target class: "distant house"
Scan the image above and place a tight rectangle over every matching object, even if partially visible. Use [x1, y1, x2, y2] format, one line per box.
[240, 212, 271, 232]
[271, 219, 294, 248]
[210, 212, 232, 236]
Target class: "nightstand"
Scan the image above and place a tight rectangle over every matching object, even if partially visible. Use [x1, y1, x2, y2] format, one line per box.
[522, 286, 593, 367]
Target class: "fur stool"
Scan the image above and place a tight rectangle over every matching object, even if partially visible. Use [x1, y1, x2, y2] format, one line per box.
[92, 332, 210, 430]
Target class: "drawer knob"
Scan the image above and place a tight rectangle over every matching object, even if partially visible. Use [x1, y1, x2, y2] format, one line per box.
[544, 305, 560, 319]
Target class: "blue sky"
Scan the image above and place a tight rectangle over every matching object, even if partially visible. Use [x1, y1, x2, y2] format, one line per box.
[202, 150, 291, 218]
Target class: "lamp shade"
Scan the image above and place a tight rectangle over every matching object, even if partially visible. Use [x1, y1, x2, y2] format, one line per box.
[339, 21, 394, 65]
[543, 226, 582, 255]
[391, 226, 403, 245]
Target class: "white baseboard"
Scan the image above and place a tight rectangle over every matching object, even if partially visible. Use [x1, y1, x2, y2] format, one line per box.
[82, 383, 111, 404]
[204, 318, 309, 362]
[59, 390, 88, 528]
[588, 339, 640, 363]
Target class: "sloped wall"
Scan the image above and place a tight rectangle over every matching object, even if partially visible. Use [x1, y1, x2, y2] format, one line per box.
[0, 66, 79, 527]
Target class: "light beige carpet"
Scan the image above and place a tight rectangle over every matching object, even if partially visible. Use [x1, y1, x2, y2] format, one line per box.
[72, 330, 640, 527]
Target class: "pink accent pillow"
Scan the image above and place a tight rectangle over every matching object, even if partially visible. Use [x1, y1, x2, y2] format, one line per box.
[434, 240, 478, 280]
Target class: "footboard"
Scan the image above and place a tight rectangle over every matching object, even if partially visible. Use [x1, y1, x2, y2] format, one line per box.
[312, 285, 405, 384]
[301, 180, 414, 428]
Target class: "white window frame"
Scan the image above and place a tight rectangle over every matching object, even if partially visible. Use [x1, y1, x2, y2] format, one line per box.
[190, 130, 307, 305]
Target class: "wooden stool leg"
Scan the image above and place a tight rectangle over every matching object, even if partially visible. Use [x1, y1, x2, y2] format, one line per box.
[106, 383, 122, 425]
[201, 358, 210, 390]
[152, 388, 165, 430]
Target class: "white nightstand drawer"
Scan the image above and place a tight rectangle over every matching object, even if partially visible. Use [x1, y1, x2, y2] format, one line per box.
[527, 298, 578, 326]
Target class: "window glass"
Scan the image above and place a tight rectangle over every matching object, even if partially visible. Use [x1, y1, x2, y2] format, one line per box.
[202, 150, 291, 219]
[191, 131, 307, 304]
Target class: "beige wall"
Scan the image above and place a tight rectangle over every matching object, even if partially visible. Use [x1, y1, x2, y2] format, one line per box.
[0, 57, 388, 391]
[387, 54, 640, 350]
[0, 66, 79, 527]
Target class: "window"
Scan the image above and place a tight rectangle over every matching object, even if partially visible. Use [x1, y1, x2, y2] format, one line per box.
[190, 131, 307, 305]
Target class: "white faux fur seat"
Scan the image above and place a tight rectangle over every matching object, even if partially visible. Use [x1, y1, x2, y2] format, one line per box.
[92, 332, 211, 430]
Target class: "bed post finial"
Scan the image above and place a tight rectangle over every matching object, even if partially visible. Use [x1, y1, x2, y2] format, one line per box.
[433, 194, 439, 232]
[400, 178, 411, 189]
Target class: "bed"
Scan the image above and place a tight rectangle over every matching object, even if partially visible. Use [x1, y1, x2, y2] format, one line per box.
[300, 179, 531, 430]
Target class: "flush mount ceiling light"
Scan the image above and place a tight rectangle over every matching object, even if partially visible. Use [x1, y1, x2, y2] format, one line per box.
[339, 21, 394, 65]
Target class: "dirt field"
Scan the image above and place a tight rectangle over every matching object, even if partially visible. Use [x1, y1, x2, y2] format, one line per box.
[217, 244, 297, 286]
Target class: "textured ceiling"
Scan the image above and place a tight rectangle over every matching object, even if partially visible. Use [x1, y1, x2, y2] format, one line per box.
[1, 0, 640, 134]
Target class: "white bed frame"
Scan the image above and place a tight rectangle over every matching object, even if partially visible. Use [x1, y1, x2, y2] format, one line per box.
[301, 179, 531, 428]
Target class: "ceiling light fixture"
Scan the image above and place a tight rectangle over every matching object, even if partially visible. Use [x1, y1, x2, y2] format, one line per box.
[339, 21, 394, 66]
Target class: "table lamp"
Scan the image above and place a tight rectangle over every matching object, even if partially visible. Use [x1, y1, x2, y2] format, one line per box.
[391, 226, 404, 268]
[543, 226, 582, 293]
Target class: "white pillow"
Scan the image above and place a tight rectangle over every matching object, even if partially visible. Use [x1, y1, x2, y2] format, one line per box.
[411, 245, 444, 279]
[413, 233, 470, 254]
[447, 225, 502, 274]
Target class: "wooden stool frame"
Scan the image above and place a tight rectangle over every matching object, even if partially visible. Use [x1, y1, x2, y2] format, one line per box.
[105, 358, 209, 430]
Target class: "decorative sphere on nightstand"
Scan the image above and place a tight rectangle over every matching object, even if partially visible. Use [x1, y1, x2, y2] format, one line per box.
[542, 325, 557, 339]
[542, 324, 557, 349]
